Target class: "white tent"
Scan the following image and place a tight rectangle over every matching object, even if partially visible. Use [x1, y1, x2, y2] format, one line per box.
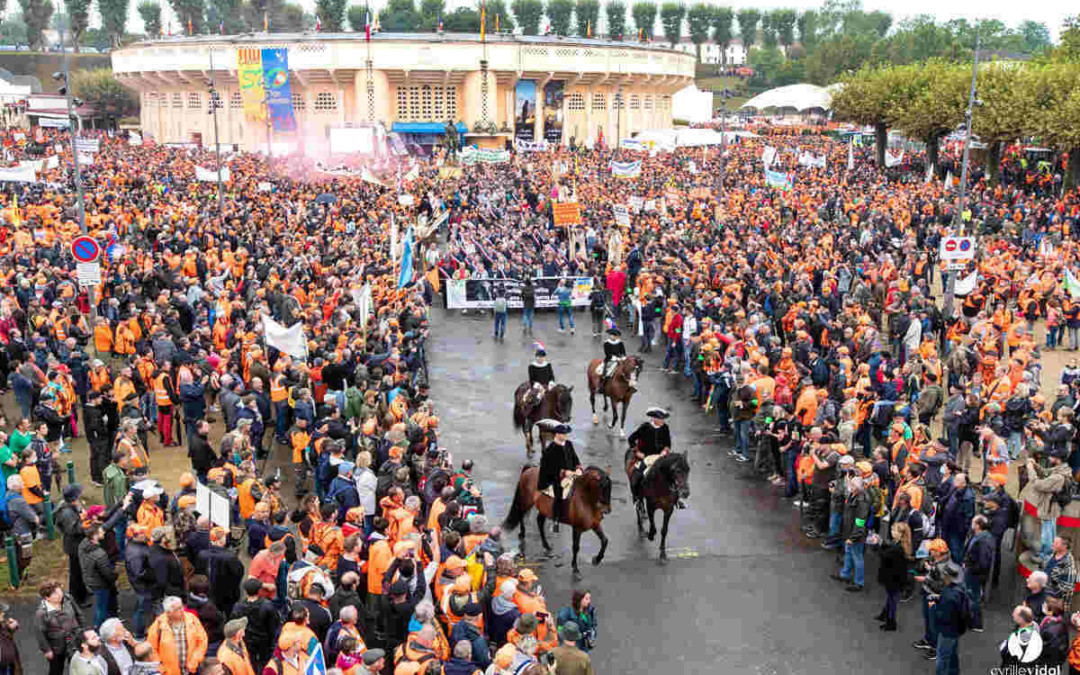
[674, 128, 726, 147]
[672, 85, 714, 124]
[741, 83, 834, 112]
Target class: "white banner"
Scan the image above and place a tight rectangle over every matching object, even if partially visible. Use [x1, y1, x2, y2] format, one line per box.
[885, 149, 904, 168]
[762, 145, 777, 169]
[261, 315, 307, 360]
[609, 160, 642, 178]
[460, 147, 510, 164]
[954, 271, 978, 296]
[398, 194, 415, 206]
[361, 167, 384, 186]
[74, 138, 100, 153]
[619, 139, 646, 151]
[77, 153, 94, 166]
[515, 139, 549, 152]
[613, 204, 630, 226]
[446, 277, 594, 310]
[798, 151, 826, 169]
[257, 181, 273, 192]
[129, 132, 142, 146]
[45, 155, 59, 169]
[195, 165, 230, 181]
[0, 164, 37, 182]
[352, 283, 374, 328]
[628, 196, 644, 214]
[403, 165, 419, 183]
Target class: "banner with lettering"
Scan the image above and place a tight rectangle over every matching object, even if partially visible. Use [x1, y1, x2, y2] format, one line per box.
[237, 48, 266, 123]
[261, 48, 297, 132]
[609, 160, 642, 178]
[447, 276, 593, 309]
[460, 147, 510, 164]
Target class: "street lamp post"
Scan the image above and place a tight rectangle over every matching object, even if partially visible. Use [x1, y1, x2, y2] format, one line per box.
[206, 49, 225, 219]
[943, 30, 981, 322]
[53, 27, 95, 323]
[718, 99, 727, 197]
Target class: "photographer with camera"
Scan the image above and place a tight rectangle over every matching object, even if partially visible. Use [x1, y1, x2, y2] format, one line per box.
[1019, 436, 1074, 567]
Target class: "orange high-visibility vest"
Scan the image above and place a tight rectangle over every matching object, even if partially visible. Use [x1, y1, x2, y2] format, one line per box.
[154, 373, 172, 406]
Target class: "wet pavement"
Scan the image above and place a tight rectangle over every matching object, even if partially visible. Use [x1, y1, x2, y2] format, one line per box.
[431, 305, 1017, 675]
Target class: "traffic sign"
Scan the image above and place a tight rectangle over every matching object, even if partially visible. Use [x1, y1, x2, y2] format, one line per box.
[70, 236, 100, 263]
[940, 236, 976, 261]
[76, 262, 101, 287]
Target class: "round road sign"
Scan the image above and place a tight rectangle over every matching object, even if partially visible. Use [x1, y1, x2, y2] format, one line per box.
[71, 236, 100, 263]
[944, 240, 957, 252]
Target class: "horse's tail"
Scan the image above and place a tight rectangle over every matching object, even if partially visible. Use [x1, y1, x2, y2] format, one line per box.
[502, 467, 530, 531]
[512, 401, 524, 430]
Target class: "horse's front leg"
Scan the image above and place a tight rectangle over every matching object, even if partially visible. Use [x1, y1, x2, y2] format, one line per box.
[590, 387, 599, 425]
[572, 528, 583, 579]
[537, 513, 552, 553]
[646, 502, 657, 541]
[659, 507, 673, 563]
[592, 523, 608, 566]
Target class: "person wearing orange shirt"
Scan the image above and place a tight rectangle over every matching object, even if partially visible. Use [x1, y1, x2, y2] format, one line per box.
[216, 618, 256, 675]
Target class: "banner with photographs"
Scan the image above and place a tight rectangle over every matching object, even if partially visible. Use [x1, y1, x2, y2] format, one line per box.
[446, 277, 594, 309]
[515, 80, 537, 142]
[261, 47, 297, 132]
[543, 81, 564, 145]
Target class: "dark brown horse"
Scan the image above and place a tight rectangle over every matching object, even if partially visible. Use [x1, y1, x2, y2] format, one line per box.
[502, 465, 612, 579]
[586, 356, 643, 436]
[512, 383, 573, 455]
[624, 450, 690, 562]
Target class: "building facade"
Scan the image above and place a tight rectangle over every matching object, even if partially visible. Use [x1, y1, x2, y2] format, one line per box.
[111, 33, 696, 153]
[672, 38, 747, 66]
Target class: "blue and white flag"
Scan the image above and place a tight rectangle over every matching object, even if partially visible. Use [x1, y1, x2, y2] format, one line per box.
[303, 642, 327, 675]
[609, 160, 641, 178]
[398, 227, 415, 289]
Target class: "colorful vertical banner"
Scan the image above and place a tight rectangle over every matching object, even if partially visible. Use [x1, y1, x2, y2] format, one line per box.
[261, 47, 297, 132]
[237, 48, 266, 123]
[543, 80, 564, 145]
[515, 80, 536, 143]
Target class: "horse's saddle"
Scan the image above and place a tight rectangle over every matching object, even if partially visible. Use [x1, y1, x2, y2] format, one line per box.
[540, 474, 578, 499]
[594, 358, 623, 378]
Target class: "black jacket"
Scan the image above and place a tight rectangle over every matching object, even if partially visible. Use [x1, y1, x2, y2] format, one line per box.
[876, 542, 909, 591]
[103, 641, 134, 675]
[229, 597, 280, 657]
[628, 422, 671, 457]
[537, 440, 581, 491]
[147, 545, 185, 599]
[840, 490, 872, 543]
[197, 545, 245, 611]
[297, 598, 333, 642]
[963, 530, 995, 582]
[54, 502, 84, 557]
[187, 432, 217, 473]
[124, 540, 156, 594]
[84, 404, 109, 447]
[78, 538, 117, 591]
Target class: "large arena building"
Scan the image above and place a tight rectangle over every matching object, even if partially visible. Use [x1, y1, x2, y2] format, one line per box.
[111, 33, 697, 154]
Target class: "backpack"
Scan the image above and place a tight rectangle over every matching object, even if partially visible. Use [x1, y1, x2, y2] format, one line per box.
[0, 493, 16, 531]
[867, 483, 887, 518]
[954, 585, 974, 637]
[1054, 472, 1076, 510]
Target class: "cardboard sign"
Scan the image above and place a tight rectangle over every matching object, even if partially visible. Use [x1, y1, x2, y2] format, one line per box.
[552, 202, 582, 227]
[613, 204, 630, 227]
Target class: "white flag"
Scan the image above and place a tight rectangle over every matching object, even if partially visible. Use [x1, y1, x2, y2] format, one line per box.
[261, 315, 307, 360]
[954, 271, 978, 297]
[885, 149, 904, 168]
[762, 145, 777, 169]
[925, 162, 935, 185]
[847, 139, 854, 171]
[352, 283, 374, 328]
[361, 167, 384, 186]
[195, 165, 229, 181]
[944, 170, 954, 191]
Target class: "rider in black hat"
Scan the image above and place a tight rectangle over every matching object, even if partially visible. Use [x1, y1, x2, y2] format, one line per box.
[600, 326, 626, 392]
[537, 422, 581, 533]
[628, 408, 674, 503]
[525, 342, 555, 413]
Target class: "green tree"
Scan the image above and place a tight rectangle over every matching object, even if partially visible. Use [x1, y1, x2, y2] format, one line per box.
[417, 0, 443, 30]
[659, 2, 683, 47]
[574, 0, 598, 36]
[0, 16, 29, 46]
[546, 0, 573, 35]
[1057, 16, 1080, 62]
[168, 0, 202, 34]
[442, 5, 478, 31]
[605, 0, 626, 39]
[804, 32, 875, 84]
[711, 6, 732, 61]
[82, 26, 110, 49]
[685, 3, 711, 60]
[346, 4, 366, 30]
[735, 8, 758, 47]
[19, 0, 54, 50]
[631, 1, 655, 39]
[512, 0, 543, 34]
[99, 0, 128, 43]
[482, 0, 514, 33]
[967, 62, 1032, 184]
[315, 0, 347, 30]
[829, 63, 904, 166]
[63, 0, 89, 49]
[747, 46, 782, 89]
[1029, 62, 1080, 188]
[796, 9, 817, 49]
[211, 0, 244, 33]
[71, 67, 138, 117]
[759, 11, 776, 50]
[379, 0, 418, 31]
[772, 9, 795, 54]
[1018, 20, 1050, 54]
[137, 1, 161, 34]
[888, 60, 968, 173]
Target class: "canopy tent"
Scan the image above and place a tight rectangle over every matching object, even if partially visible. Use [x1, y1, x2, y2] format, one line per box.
[741, 84, 834, 112]
[671, 85, 714, 124]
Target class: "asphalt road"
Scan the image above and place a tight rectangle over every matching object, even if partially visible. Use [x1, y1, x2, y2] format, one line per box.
[2, 304, 1023, 675]
[430, 305, 1020, 675]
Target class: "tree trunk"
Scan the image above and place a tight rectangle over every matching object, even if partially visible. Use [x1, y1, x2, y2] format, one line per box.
[1068, 148, 1080, 193]
[925, 134, 940, 177]
[986, 141, 1002, 187]
[874, 122, 886, 169]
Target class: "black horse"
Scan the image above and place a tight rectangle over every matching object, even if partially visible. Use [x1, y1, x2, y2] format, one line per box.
[512, 383, 573, 455]
[624, 450, 691, 562]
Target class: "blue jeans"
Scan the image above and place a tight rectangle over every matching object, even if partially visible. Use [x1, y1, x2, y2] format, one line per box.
[784, 447, 799, 497]
[734, 420, 751, 458]
[113, 516, 127, 558]
[921, 592, 938, 645]
[683, 343, 693, 377]
[1041, 518, 1056, 561]
[493, 312, 507, 337]
[935, 634, 959, 675]
[557, 306, 574, 329]
[824, 511, 843, 547]
[840, 541, 865, 587]
[522, 307, 534, 330]
[274, 400, 290, 440]
[1047, 326, 1058, 348]
[133, 592, 155, 639]
[963, 573, 983, 629]
[663, 341, 680, 370]
[93, 588, 116, 629]
[1070, 326, 1079, 350]
[885, 587, 899, 621]
[641, 320, 654, 350]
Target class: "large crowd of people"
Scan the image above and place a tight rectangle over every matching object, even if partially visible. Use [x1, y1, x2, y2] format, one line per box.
[0, 118, 1074, 675]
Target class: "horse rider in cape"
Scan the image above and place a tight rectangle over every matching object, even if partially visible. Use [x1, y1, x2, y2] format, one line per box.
[629, 407, 683, 507]
[601, 325, 627, 391]
[524, 341, 556, 414]
[536, 421, 582, 533]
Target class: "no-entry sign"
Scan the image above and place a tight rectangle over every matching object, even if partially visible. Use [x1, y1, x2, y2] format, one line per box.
[940, 236, 975, 261]
[70, 236, 100, 263]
